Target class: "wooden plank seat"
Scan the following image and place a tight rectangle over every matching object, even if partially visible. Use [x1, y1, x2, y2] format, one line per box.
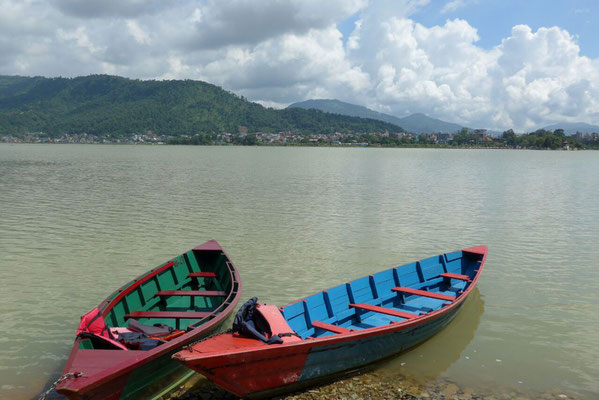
[312, 321, 352, 334]
[392, 287, 456, 302]
[187, 272, 217, 278]
[439, 272, 471, 282]
[156, 290, 226, 297]
[350, 303, 417, 320]
[125, 311, 211, 320]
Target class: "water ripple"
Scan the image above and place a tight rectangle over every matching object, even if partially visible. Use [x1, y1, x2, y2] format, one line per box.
[0, 145, 598, 399]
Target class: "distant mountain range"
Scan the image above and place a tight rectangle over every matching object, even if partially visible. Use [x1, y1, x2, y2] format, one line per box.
[542, 122, 599, 134]
[288, 99, 465, 134]
[0, 75, 402, 137]
[288, 99, 599, 136]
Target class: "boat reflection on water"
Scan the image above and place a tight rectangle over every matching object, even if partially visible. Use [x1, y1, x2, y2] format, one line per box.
[376, 287, 484, 381]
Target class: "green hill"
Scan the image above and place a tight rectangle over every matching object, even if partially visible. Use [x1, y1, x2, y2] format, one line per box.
[0, 75, 402, 137]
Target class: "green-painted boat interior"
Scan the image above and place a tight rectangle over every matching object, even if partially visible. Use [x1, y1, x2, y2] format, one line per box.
[99, 249, 232, 334]
[78, 339, 94, 349]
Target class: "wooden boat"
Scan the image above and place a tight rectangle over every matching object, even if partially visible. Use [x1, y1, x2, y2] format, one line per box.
[173, 246, 487, 398]
[55, 240, 241, 400]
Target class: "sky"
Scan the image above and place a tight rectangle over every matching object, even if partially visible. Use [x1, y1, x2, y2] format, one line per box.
[1, 0, 598, 131]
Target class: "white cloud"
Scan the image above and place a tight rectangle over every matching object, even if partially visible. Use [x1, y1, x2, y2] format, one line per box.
[57, 27, 103, 53]
[574, 8, 590, 15]
[186, 26, 371, 105]
[489, 25, 599, 129]
[0, 0, 598, 131]
[188, 0, 366, 49]
[441, 0, 478, 14]
[126, 20, 151, 45]
[51, 0, 175, 18]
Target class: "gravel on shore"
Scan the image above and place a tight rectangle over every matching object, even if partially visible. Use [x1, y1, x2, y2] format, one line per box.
[166, 371, 580, 400]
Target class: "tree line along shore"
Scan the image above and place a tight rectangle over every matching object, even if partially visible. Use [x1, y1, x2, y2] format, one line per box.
[3, 127, 597, 150]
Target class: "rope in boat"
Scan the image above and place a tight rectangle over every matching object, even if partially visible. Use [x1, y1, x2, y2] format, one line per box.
[38, 372, 85, 400]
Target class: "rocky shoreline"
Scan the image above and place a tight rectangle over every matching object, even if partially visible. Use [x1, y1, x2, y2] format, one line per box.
[167, 371, 580, 400]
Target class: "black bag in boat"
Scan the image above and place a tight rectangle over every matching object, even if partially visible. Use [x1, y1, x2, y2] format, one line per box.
[111, 319, 175, 350]
[114, 332, 162, 351]
[232, 297, 283, 344]
[128, 319, 174, 337]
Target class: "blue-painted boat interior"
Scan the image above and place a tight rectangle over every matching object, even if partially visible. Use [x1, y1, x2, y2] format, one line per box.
[281, 250, 483, 339]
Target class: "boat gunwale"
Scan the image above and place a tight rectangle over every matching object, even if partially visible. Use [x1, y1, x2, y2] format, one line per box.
[56, 240, 243, 396]
[180, 245, 487, 360]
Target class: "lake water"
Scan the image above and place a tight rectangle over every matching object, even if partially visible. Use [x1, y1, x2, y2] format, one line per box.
[0, 144, 598, 399]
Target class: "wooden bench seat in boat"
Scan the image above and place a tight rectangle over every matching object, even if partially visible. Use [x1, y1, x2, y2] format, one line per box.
[392, 287, 456, 301]
[349, 303, 417, 320]
[187, 272, 218, 278]
[155, 290, 226, 297]
[439, 272, 471, 282]
[288, 273, 457, 339]
[312, 321, 352, 334]
[125, 311, 211, 320]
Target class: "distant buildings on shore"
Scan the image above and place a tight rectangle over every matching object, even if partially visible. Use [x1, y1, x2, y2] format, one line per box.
[2, 128, 598, 149]
[0, 131, 165, 144]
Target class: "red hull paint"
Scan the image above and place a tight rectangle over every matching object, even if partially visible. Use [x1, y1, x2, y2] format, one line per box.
[58, 349, 138, 399]
[176, 335, 310, 396]
[174, 246, 487, 398]
[56, 240, 242, 400]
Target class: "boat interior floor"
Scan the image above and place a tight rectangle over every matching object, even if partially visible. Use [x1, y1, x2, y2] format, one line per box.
[303, 277, 469, 339]
[118, 273, 226, 331]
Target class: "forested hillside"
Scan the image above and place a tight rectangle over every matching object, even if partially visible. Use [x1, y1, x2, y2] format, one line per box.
[0, 75, 402, 137]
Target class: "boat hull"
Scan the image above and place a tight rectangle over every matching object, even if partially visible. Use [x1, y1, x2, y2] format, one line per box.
[177, 300, 462, 398]
[55, 240, 242, 400]
[299, 302, 461, 383]
[174, 246, 486, 398]
[59, 335, 212, 400]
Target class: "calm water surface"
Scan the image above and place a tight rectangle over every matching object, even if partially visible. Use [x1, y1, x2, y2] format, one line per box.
[0, 144, 598, 399]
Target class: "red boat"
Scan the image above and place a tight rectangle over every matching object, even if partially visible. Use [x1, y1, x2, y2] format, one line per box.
[173, 246, 487, 398]
[55, 240, 241, 400]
